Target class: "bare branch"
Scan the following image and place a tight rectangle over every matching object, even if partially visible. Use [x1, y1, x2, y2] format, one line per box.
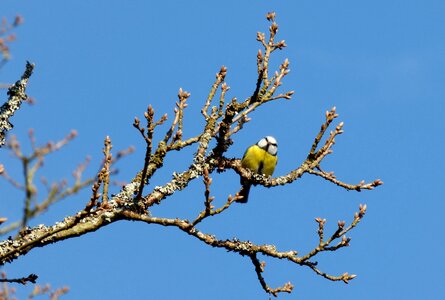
[0, 273, 37, 285]
[202, 66, 227, 118]
[0, 61, 34, 146]
[250, 255, 293, 297]
[309, 168, 384, 191]
[98, 136, 112, 207]
[164, 88, 190, 145]
[192, 167, 240, 226]
[300, 204, 367, 262]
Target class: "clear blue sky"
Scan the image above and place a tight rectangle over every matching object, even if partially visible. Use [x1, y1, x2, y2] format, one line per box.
[1, 1, 444, 299]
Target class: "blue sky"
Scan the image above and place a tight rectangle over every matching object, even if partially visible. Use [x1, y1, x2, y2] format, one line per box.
[1, 1, 444, 299]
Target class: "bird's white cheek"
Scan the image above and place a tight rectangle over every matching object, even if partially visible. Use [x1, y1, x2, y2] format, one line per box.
[268, 145, 278, 156]
[257, 138, 268, 148]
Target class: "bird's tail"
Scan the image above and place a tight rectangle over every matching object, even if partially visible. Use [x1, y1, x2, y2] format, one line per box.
[236, 182, 251, 203]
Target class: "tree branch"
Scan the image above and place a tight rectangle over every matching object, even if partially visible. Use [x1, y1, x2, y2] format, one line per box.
[0, 12, 382, 296]
[0, 61, 34, 146]
[0, 273, 38, 285]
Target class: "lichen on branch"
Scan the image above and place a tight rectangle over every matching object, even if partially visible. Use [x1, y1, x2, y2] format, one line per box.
[0, 61, 34, 146]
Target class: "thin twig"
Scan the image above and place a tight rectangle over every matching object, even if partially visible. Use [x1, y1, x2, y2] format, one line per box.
[250, 254, 293, 297]
[0, 273, 37, 285]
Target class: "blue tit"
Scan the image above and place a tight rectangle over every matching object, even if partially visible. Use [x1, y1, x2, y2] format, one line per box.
[237, 136, 278, 203]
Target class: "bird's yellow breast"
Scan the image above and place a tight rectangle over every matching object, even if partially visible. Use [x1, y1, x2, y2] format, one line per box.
[241, 145, 277, 176]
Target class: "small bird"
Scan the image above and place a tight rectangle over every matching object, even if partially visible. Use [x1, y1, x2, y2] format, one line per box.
[237, 136, 278, 203]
